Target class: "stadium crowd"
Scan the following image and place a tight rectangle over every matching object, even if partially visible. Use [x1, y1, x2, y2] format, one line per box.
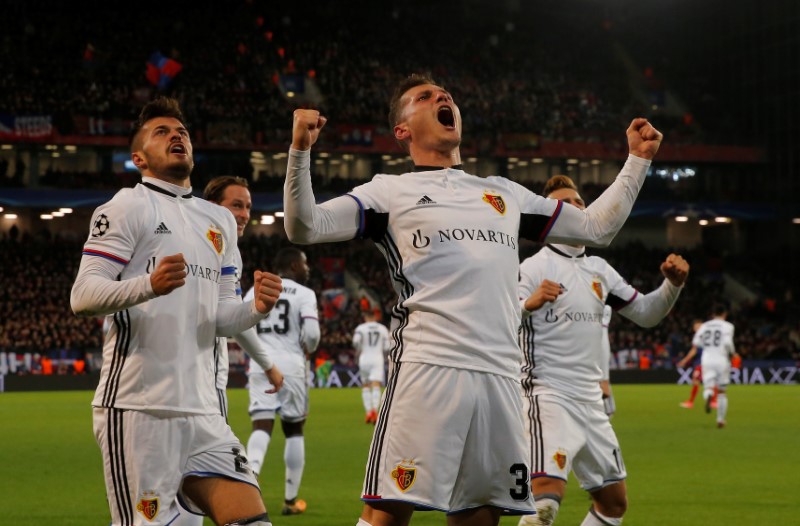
[0, 227, 797, 378]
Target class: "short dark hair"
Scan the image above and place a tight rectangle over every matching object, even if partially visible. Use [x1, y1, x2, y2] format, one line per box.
[129, 97, 187, 151]
[274, 247, 305, 274]
[203, 176, 249, 203]
[543, 175, 578, 198]
[711, 302, 728, 316]
[387, 73, 438, 130]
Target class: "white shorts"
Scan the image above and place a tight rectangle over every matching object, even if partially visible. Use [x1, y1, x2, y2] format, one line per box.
[93, 407, 259, 526]
[359, 358, 385, 385]
[248, 372, 308, 423]
[523, 393, 626, 492]
[361, 362, 534, 515]
[701, 359, 731, 389]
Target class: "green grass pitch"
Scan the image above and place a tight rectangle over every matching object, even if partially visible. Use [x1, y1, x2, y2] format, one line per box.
[1, 384, 797, 525]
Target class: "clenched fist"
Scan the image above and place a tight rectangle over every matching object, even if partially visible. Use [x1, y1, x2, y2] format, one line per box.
[292, 109, 328, 151]
[150, 253, 187, 296]
[660, 253, 689, 287]
[523, 279, 563, 312]
[627, 118, 663, 160]
[252, 270, 283, 314]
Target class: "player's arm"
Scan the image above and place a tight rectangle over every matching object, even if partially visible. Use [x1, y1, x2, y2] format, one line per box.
[677, 346, 698, 369]
[71, 255, 160, 316]
[352, 330, 363, 360]
[232, 327, 284, 392]
[543, 119, 662, 247]
[521, 279, 562, 317]
[217, 268, 282, 336]
[284, 110, 361, 244]
[616, 254, 689, 328]
[301, 317, 321, 356]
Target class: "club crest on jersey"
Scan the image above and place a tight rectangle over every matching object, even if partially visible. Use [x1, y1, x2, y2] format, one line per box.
[391, 460, 417, 492]
[482, 191, 506, 215]
[206, 227, 224, 255]
[136, 493, 159, 521]
[592, 277, 603, 300]
[553, 450, 567, 470]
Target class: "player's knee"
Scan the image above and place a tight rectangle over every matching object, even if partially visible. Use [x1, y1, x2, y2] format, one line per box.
[224, 512, 272, 525]
[281, 419, 305, 437]
[596, 495, 627, 518]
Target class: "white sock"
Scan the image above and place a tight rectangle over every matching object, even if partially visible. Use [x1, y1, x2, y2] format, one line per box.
[246, 429, 271, 476]
[356, 519, 372, 526]
[580, 508, 623, 526]
[371, 386, 382, 411]
[284, 436, 305, 501]
[518, 496, 560, 525]
[717, 393, 728, 422]
[703, 388, 713, 402]
[173, 511, 204, 526]
[362, 388, 372, 413]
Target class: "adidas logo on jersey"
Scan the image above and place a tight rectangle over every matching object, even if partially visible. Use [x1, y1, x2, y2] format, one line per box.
[154, 222, 172, 234]
[416, 195, 436, 205]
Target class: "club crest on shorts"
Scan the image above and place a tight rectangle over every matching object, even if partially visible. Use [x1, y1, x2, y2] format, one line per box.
[136, 492, 159, 522]
[206, 226, 224, 255]
[553, 450, 567, 471]
[391, 460, 417, 492]
[592, 276, 603, 300]
[482, 191, 506, 215]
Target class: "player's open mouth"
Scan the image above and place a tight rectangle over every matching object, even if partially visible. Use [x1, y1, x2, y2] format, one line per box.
[169, 143, 187, 155]
[437, 106, 455, 128]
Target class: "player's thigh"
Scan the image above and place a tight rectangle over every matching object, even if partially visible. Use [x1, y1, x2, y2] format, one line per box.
[179, 414, 261, 516]
[277, 374, 308, 422]
[93, 408, 186, 525]
[572, 402, 626, 492]
[182, 476, 265, 525]
[702, 363, 723, 387]
[522, 394, 586, 480]
[360, 360, 385, 385]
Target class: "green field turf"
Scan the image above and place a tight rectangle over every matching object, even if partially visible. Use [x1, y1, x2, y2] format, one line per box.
[1, 384, 798, 525]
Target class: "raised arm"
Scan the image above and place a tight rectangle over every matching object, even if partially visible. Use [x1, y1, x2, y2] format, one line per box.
[617, 254, 689, 328]
[545, 118, 663, 247]
[284, 110, 361, 244]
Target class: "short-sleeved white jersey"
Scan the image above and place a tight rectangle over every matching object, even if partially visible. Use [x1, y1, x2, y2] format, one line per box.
[519, 244, 638, 402]
[353, 321, 391, 366]
[83, 178, 239, 414]
[693, 318, 735, 365]
[245, 277, 318, 377]
[348, 168, 561, 378]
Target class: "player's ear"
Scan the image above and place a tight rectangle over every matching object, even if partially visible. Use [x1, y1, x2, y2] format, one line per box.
[394, 123, 410, 142]
[131, 152, 147, 170]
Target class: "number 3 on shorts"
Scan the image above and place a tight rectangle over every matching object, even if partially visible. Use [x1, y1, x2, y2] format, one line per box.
[509, 463, 530, 500]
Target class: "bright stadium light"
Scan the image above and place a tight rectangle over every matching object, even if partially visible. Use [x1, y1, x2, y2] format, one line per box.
[59, 208, 73, 213]
[52, 211, 65, 217]
[715, 217, 731, 223]
[41, 214, 53, 220]
[675, 216, 689, 222]
[261, 215, 275, 225]
[4, 213, 17, 219]
[275, 211, 285, 218]
[699, 219, 709, 226]
[793, 218, 800, 224]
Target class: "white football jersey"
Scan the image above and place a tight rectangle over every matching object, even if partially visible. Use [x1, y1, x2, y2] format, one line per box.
[83, 177, 239, 414]
[348, 168, 561, 378]
[245, 277, 318, 377]
[693, 318, 735, 364]
[213, 247, 243, 391]
[519, 244, 638, 402]
[353, 321, 391, 366]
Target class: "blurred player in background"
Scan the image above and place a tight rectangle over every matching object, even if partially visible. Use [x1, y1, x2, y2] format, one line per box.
[517, 175, 689, 526]
[678, 303, 737, 428]
[245, 247, 320, 516]
[71, 97, 282, 526]
[283, 72, 663, 526]
[353, 308, 391, 424]
[173, 176, 286, 526]
[679, 319, 711, 409]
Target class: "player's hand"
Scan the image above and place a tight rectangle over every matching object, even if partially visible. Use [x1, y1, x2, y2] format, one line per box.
[292, 109, 327, 151]
[660, 253, 689, 287]
[264, 365, 284, 393]
[150, 253, 187, 296]
[252, 271, 282, 314]
[523, 279, 563, 312]
[626, 118, 663, 160]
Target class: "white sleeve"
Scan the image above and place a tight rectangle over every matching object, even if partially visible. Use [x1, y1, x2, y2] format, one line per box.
[600, 305, 612, 380]
[284, 148, 361, 243]
[352, 328, 363, 351]
[618, 279, 683, 328]
[545, 155, 651, 247]
[299, 290, 321, 353]
[233, 327, 274, 371]
[71, 255, 156, 316]
[726, 326, 736, 356]
[518, 256, 543, 319]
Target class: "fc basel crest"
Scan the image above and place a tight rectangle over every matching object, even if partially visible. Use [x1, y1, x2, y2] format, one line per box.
[553, 451, 567, 471]
[136, 495, 159, 522]
[482, 191, 506, 215]
[391, 461, 417, 492]
[591, 276, 603, 300]
[207, 226, 224, 255]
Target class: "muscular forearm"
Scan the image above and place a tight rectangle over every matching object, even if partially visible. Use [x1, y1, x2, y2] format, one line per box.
[71, 256, 156, 316]
[233, 327, 274, 371]
[546, 155, 650, 247]
[284, 148, 360, 243]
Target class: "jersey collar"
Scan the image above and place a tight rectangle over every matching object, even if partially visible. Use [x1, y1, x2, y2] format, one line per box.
[412, 164, 463, 172]
[546, 243, 586, 258]
[141, 178, 194, 199]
